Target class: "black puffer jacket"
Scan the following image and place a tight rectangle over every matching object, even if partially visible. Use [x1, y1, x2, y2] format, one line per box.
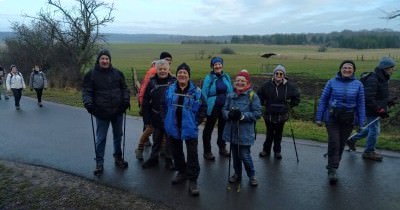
[257, 78, 300, 123]
[142, 74, 176, 128]
[363, 67, 390, 117]
[82, 66, 130, 120]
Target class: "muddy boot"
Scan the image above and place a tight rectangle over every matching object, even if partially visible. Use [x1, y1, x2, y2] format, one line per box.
[135, 145, 144, 161]
[328, 168, 338, 185]
[188, 180, 200, 196]
[362, 151, 383, 161]
[165, 158, 175, 170]
[93, 164, 104, 177]
[259, 150, 270, 157]
[219, 147, 230, 157]
[114, 155, 128, 169]
[274, 153, 282, 160]
[203, 152, 215, 161]
[142, 158, 159, 169]
[171, 172, 186, 185]
[249, 176, 258, 187]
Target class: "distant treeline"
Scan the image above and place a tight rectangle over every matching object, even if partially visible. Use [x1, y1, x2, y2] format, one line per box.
[231, 30, 400, 49]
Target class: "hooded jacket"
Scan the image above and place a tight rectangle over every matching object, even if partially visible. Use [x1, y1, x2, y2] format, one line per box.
[363, 67, 391, 116]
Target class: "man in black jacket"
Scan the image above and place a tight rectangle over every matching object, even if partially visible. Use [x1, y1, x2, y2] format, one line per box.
[82, 49, 130, 176]
[347, 56, 396, 161]
[142, 59, 176, 169]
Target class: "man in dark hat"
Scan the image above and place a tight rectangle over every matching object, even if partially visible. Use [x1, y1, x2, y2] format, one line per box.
[347, 56, 396, 161]
[164, 62, 206, 196]
[82, 49, 131, 176]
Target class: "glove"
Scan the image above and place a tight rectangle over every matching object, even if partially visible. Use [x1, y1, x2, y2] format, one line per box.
[85, 103, 95, 114]
[120, 102, 130, 113]
[376, 108, 389, 118]
[228, 109, 242, 121]
[316, 121, 323, 127]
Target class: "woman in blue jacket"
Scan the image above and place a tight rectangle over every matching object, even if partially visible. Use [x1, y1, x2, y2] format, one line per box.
[222, 70, 262, 187]
[201, 56, 233, 160]
[316, 60, 365, 184]
[164, 63, 207, 196]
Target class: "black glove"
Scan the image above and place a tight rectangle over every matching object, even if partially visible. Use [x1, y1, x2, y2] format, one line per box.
[120, 102, 130, 113]
[85, 103, 95, 114]
[376, 108, 389, 118]
[228, 109, 242, 121]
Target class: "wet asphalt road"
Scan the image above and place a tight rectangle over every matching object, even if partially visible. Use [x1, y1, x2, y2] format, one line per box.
[1, 96, 400, 210]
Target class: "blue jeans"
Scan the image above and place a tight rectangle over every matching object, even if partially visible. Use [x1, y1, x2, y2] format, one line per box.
[231, 144, 255, 178]
[95, 114, 123, 164]
[352, 116, 380, 153]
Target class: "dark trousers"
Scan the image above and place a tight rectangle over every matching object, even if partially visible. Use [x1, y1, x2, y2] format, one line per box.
[11, 88, 22, 106]
[263, 120, 285, 153]
[171, 138, 200, 180]
[149, 126, 170, 160]
[326, 123, 353, 169]
[34, 88, 43, 102]
[202, 106, 226, 153]
[231, 144, 255, 178]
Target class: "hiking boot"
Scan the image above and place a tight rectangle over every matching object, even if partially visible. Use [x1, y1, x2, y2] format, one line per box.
[93, 164, 104, 176]
[16, 106, 20, 110]
[135, 148, 144, 161]
[228, 174, 241, 183]
[346, 138, 356, 151]
[219, 147, 230, 157]
[142, 158, 159, 169]
[114, 155, 128, 169]
[203, 152, 215, 161]
[259, 150, 270, 157]
[165, 158, 175, 170]
[328, 168, 338, 185]
[249, 176, 258, 187]
[171, 172, 186, 185]
[188, 180, 200, 196]
[274, 153, 282, 160]
[362, 151, 383, 161]
[38, 102, 43, 107]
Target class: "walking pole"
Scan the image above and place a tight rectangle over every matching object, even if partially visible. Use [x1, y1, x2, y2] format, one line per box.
[288, 110, 299, 162]
[90, 114, 97, 160]
[347, 116, 380, 140]
[123, 111, 127, 161]
[227, 121, 234, 191]
[235, 120, 241, 192]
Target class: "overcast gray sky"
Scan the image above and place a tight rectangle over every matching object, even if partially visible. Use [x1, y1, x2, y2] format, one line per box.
[0, 0, 398, 35]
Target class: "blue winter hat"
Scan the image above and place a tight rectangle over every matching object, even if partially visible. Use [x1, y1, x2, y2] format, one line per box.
[210, 56, 223, 68]
[378, 56, 396, 70]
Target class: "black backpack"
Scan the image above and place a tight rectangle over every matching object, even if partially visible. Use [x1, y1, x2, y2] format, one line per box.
[359, 72, 373, 85]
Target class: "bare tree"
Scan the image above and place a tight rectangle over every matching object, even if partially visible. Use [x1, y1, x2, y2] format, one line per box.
[3, 0, 114, 87]
[387, 10, 400, 20]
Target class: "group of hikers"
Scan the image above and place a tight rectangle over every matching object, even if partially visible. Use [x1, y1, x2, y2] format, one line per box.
[78, 49, 395, 196]
[0, 64, 48, 109]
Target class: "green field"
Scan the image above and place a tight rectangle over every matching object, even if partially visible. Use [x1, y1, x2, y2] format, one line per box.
[26, 43, 400, 151]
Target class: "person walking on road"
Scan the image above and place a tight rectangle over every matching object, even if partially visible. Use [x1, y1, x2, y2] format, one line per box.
[201, 56, 233, 160]
[165, 63, 207, 196]
[6, 65, 26, 110]
[257, 65, 300, 159]
[223, 70, 262, 186]
[346, 57, 396, 161]
[316, 60, 365, 184]
[0, 65, 10, 100]
[82, 49, 131, 176]
[141, 59, 176, 169]
[135, 52, 173, 160]
[29, 65, 48, 107]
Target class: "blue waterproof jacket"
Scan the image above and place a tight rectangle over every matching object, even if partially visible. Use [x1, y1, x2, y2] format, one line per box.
[201, 71, 233, 116]
[316, 73, 366, 127]
[222, 89, 262, 145]
[164, 81, 207, 140]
